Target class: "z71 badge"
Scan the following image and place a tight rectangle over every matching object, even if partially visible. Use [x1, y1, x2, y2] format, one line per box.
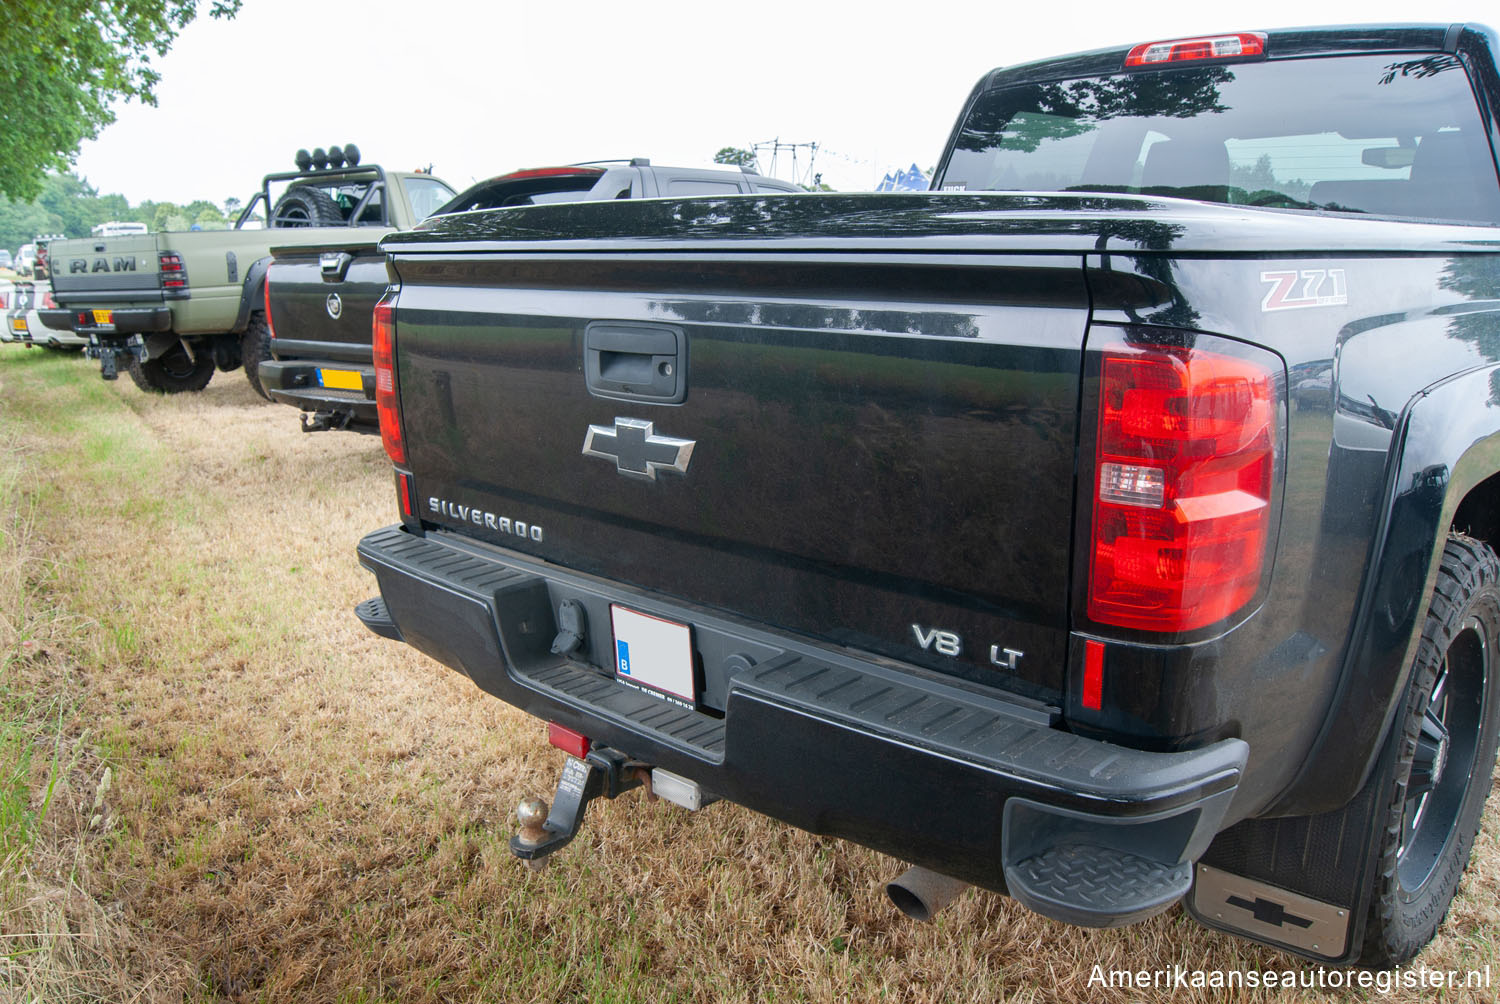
[1260, 268, 1347, 311]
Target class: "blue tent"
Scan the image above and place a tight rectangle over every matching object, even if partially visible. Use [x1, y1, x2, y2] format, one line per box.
[875, 163, 930, 192]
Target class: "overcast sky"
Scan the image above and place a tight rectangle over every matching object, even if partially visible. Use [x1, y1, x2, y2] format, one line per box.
[71, 1, 1480, 206]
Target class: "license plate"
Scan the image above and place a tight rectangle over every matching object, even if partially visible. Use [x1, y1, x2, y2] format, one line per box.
[9, 318, 24, 334]
[611, 605, 695, 708]
[91, 309, 112, 324]
[318, 367, 363, 391]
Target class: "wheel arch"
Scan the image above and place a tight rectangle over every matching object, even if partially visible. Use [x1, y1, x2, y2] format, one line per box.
[1275, 362, 1500, 813]
[231, 255, 272, 334]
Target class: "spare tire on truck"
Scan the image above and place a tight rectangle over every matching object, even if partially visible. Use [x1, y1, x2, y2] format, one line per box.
[271, 185, 343, 227]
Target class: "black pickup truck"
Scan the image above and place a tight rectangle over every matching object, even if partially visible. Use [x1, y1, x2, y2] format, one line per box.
[260, 161, 799, 432]
[353, 25, 1500, 966]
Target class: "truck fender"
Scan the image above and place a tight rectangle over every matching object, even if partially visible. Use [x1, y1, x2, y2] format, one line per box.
[232, 256, 272, 333]
[1277, 362, 1500, 813]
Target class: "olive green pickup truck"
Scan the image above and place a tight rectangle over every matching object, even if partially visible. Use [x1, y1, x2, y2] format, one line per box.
[39, 147, 453, 393]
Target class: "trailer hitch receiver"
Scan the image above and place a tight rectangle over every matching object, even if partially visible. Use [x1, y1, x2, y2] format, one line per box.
[509, 746, 642, 869]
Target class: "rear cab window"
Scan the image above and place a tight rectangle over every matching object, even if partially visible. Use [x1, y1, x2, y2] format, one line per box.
[402, 176, 458, 221]
[939, 53, 1500, 224]
[666, 178, 746, 196]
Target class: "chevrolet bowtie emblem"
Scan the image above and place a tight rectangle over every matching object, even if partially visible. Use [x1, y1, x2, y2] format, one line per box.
[582, 417, 695, 481]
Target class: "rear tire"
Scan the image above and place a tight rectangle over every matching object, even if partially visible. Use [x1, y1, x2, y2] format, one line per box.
[240, 311, 272, 400]
[271, 185, 342, 227]
[126, 342, 215, 393]
[1361, 534, 1500, 966]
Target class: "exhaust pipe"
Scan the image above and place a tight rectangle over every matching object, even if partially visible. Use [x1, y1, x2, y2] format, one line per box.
[886, 866, 970, 922]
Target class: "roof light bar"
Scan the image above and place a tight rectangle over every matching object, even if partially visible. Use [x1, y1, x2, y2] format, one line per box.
[1125, 32, 1266, 67]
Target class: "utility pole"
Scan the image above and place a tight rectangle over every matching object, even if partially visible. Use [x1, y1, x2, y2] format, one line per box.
[751, 139, 819, 187]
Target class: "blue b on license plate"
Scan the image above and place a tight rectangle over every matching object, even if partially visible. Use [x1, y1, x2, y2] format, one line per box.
[611, 604, 695, 708]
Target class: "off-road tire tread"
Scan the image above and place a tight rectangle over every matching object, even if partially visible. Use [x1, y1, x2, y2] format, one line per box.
[271, 185, 342, 227]
[241, 310, 272, 400]
[1361, 533, 1500, 966]
[126, 347, 215, 394]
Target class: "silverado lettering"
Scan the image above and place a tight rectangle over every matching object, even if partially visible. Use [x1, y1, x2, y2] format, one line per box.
[428, 497, 543, 542]
[355, 23, 1500, 971]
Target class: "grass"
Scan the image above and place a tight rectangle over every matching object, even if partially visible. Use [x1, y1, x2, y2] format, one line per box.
[0, 345, 1494, 1002]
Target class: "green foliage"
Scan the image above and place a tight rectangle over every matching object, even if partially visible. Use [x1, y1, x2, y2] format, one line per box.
[151, 204, 189, 234]
[713, 147, 758, 170]
[0, 172, 217, 251]
[35, 172, 99, 238]
[0, 197, 59, 256]
[194, 206, 227, 229]
[0, 0, 243, 202]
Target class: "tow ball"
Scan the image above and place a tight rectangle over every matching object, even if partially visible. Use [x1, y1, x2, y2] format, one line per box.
[510, 746, 644, 871]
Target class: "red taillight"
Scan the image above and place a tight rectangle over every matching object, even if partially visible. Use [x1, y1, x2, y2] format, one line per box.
[372, 288, 404, 465]
[1088, 338, 1278, 632]
[547, 722, 591, 759]
[1125, 32, 1266, 67]
[263, 274, 277, 339]
[158, 252, 186, 289]
[42, 290, 55, 309]
[499, 166, 605, 182]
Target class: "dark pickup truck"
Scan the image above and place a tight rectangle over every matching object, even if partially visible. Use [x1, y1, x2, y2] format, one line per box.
[260, 161, 799, 432]
[353, 25, 1500, 966]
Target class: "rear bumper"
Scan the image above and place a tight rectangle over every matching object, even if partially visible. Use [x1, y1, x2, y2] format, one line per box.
[357, 524, 1248, 927]
[39, 306, 171, 337]
[258, 359, 376, 426]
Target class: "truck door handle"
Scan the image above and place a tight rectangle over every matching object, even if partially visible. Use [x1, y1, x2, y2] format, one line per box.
[320, 252, 354, 282]
[584, 321, 687, 404]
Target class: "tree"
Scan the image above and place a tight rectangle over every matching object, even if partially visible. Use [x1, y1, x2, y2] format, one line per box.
[151, 204, 189, 234]
[37, 172, 99, 237]
[0, 197, 61, 255]
[0, 0, 242, 202]
[714, 147, 758, 170]
[194, 206, 227, 229]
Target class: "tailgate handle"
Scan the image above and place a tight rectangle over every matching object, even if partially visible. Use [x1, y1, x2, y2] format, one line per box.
[584, 322, 687, 404]
[320, 252, 354, 282]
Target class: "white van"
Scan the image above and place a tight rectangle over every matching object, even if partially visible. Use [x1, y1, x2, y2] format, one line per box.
[91, 221, 149, 238]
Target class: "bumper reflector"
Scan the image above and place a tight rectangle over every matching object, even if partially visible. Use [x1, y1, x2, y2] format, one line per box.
[651, 768, 706, 811]
[1083, 639, 1105, 711]
[547, 722, 591, 759]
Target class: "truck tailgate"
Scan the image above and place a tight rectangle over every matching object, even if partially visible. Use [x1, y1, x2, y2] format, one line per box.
[267, 241, 388, 359]
[49, 235, 160, 302]
[393, 252, 1087, 700]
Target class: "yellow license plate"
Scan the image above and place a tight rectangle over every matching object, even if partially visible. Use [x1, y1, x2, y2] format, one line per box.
[319, 368, 363, 391]
[92, 309, 113, 324]
[10, 318, 25, 333]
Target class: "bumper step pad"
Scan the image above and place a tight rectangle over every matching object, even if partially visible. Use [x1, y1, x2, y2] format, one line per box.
[354, 596, 402, 641]
[1008, 844, 1192, 928]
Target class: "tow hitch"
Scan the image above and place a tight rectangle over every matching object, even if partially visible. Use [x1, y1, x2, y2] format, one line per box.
[87, 335, 145, 381]
[510, 746, 644, 870]
[301, 409, 354, 433]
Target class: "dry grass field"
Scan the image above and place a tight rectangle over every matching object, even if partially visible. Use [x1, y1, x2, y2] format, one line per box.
[0, 347, 1496, 1002]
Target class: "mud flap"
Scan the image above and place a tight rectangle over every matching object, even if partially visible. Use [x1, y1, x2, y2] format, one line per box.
[1186, 748, 1393, 962]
